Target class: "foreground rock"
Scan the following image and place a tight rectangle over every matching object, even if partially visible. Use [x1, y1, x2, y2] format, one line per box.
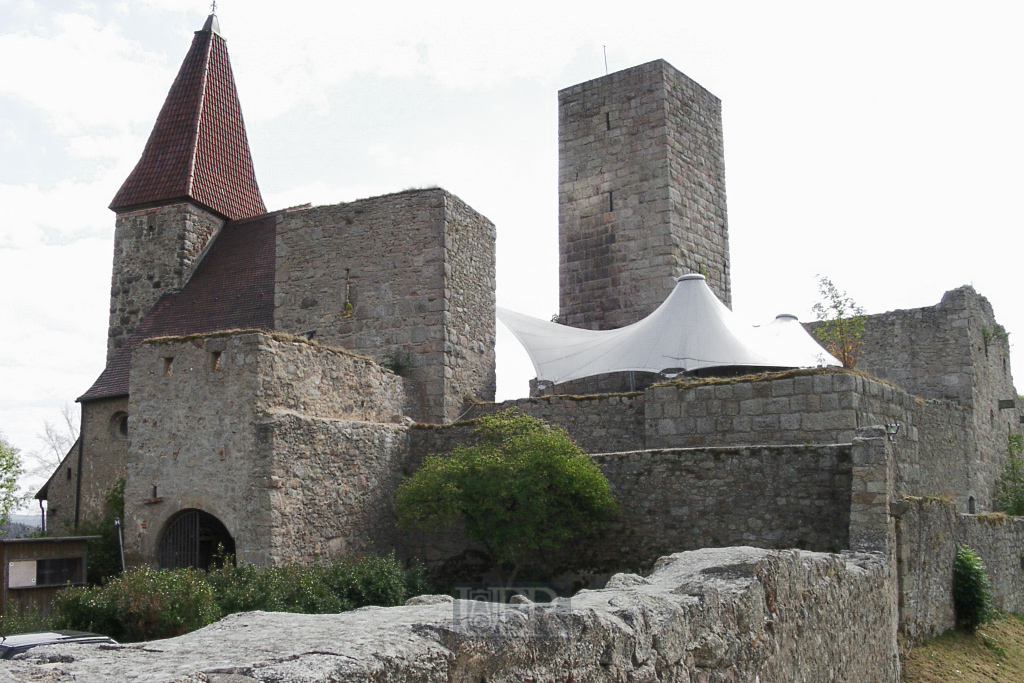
[0, 547, 899, 682]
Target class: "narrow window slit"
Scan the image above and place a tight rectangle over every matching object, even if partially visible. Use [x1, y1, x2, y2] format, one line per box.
[605, 112, 611, 130]
[211, 351, 222, 372]
[608, 191, 614, 212]
[164, 357, 174, 377]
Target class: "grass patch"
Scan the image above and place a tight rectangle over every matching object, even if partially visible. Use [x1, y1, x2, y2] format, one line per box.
[903, 613, 1024, 681]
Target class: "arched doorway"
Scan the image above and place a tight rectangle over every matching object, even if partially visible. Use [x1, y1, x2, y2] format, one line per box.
[157, 509, 235, 570]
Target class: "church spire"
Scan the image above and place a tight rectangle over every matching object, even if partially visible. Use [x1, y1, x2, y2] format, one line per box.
[110, 14, 266, 220]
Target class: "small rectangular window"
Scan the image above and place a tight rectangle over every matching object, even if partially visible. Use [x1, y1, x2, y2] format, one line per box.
[36, 558, 83, 586]
[163, 357, 174, 377]
[211, 351, 222, 372]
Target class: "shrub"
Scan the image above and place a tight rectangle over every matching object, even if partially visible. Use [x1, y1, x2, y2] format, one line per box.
[953, 545, 993, 633]
[206, 552, 424, 616]
[75, 478, 126, 585]
[53, 566, 220, 642]
[395, 409, 620, 581]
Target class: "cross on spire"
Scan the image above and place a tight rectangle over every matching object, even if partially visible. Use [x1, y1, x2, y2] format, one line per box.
[211, 1, 217, 13]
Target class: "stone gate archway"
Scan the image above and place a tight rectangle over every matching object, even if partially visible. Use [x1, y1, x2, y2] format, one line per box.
[157, 509, 235, 570]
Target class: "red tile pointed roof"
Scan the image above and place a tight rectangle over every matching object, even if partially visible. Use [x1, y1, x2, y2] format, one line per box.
[79, 212, 277, 402]
[109, 15, 266, 220]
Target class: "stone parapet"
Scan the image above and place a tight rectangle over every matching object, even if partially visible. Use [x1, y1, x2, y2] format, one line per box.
[4, 547, 900, 682]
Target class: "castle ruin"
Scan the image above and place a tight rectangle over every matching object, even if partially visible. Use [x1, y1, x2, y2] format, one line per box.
[31, 12, 1024, 679]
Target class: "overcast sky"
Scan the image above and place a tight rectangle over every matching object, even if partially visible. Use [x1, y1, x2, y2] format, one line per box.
[2, 0, 1022, 503]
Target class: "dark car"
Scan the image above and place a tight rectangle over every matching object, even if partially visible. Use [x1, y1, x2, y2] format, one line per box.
[0, 631, 118, 659]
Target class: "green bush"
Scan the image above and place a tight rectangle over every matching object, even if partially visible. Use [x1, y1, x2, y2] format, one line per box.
[53, 566, 220, 642]
[206, 552, 424, 616]
[51, 553, 428, 642]
[75, 478, 126, 585]
[953, 545, 994, 633]
[396, 409, 620, 581]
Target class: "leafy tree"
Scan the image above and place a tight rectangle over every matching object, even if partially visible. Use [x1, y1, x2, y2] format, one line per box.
[996, 433, 1024, 515]
[395, 409, 619, 582]
[0, 432, 24, 527]
[812, 275, 866, 368]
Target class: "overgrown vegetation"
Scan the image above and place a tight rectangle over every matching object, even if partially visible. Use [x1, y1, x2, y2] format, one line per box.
[811, 275, 866, 368]
[47, 553, 426, 642]
[53, 565, 218, 642]
[75, 478, 126, 585]
[395, 409, 620, 582]
[995, 433, 1024, 516]
[953, 546, 994, 633]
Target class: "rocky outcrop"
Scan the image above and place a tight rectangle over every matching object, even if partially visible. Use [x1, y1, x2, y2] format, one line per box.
[1, 546, 899, 682]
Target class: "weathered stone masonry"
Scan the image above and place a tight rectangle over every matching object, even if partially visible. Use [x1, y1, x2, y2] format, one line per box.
[124, 332, 406, 567]
[559, 59, 730, 330]
[274, 188, 495, 424]
[107, 203, 223, 361]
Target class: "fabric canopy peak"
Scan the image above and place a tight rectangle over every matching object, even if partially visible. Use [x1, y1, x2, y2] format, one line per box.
[499, 274, 840, 386]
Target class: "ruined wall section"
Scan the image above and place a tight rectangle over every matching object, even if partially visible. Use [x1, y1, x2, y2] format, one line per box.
[857, 286, 1020, 510]
[895, 499, 1024, 643]
[274, 189, 494, 423]
[559, 59, 729, 331]
[442, 194, 497, 413]
[125, 332, 407, 566]
[108, 202, 223, 360]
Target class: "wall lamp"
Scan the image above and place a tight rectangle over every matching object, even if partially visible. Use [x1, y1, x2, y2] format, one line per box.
[884, 422, 901, 440]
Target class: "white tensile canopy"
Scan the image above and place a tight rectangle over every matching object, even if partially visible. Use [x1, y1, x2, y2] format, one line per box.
[498, 274, 840, 385]
[752, 313, 843, 369]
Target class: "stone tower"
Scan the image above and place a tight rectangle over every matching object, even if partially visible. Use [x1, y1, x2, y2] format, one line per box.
[558, 59, 730, 330]
[106, 14, 265, 360]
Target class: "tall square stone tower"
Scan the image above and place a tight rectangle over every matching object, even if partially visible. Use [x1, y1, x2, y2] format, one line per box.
[558, 59, 730, 330]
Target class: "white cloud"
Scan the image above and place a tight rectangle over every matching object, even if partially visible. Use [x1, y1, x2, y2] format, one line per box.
[0, 12, 171, 135]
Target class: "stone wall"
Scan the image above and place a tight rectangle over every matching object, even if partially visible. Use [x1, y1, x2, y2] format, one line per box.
[124, 331, 406, 566]
[62, 397, 130, 529]
[463, 392, 646, 454]
[855, 286, 1022, 510]
[5, 547, 900, 682]
[645, 370, 914, 449]
[273, 189, 494, 423]
[594, 444, 852, 560]
[261, 413, 408, 564]
[558, 59, 730, 331]
[108, 202, 223, 361]
[39, 440, 83, 534]
[894, 498, 1024, 643]
[443, 193, 497, 414]
[405, 420, 853, 572]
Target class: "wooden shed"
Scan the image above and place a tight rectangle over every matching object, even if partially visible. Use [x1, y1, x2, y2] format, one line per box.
[0, 536, 98, 616]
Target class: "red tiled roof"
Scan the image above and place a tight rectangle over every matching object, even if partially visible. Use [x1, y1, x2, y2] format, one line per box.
[79, 212, 277, 402]
[109, 16, 266, 220]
